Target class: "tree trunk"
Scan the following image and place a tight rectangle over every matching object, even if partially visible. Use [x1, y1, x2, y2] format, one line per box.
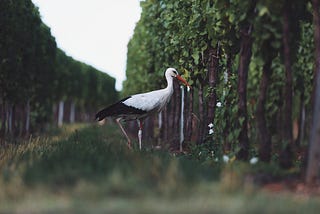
[64, 100, 70, 124]
[236, 25, 254, 161]
[149, 115, 154, 140]
[306, 0, 320, 186]
[257, 59, 273, 162]
[70, 100, 75, 123]
[197, 83, 205, 144]
[168, 98, 174, 147]
[207, 44, 220, 136]
[171, 81, 181, 150]
[226, 53, 233, 80]
[279, 1, 294, 168]
[143, 117, 149, 143]
[224, 54, 233, 151]
[7, 103, 13, 135]
[143, 115, 154, 143]
[162, 106, 168, 145]
[11, 104, 16, 136]
[25, 99, 30, 136]
[0, 100, 6, 137]
[295, 92, 305, 147]
[16, 104, 22, 136]
[58, 100, 64, 127]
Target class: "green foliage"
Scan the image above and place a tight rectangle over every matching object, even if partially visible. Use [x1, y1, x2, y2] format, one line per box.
[0, 0, 118, 133]
[124, 0, 314, 166]
[0, 0, 55, 104]
[17, 125, 219, 193]
[293, 21, 314, 107]
[54, 49, 118, 115]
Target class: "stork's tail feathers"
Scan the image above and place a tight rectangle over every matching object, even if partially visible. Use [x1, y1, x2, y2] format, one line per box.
[95, 107, 111, 121]
[95, 99, 126, 121]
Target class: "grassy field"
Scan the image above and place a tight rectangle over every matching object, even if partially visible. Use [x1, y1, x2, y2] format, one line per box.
[1, 123, 320, 213]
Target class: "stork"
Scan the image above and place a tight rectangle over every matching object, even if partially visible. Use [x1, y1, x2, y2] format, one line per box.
[95, 68, 191, 149]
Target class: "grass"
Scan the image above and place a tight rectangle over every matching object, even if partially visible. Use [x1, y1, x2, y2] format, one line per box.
[1, 123, 320, 213]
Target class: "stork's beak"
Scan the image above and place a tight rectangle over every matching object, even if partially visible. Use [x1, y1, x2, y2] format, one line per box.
[176, 75, 192, 89]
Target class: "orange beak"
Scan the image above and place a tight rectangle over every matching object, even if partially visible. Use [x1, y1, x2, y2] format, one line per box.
[176, 75, 191, 89]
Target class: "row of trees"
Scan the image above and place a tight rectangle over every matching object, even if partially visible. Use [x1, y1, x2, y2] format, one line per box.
[0, 0, 118, 138]
[123, 0, 320, 183]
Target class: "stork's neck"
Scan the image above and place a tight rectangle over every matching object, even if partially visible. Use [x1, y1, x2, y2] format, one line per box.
[165, 74, 174, 93]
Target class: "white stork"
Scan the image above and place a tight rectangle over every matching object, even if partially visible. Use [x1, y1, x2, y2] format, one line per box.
[95, 68, 191, 149]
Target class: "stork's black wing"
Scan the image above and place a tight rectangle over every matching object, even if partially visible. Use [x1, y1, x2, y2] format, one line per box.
[95, 96, 147, 121]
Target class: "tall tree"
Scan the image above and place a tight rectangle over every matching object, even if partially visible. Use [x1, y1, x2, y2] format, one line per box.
[206, 43, 220, 137]
[256, 55, 273, 162]
[306, 0, 320, 186]
[279, 0, 294, 168]
[253, 0, 283, 162]
[236, 0, 257, 160]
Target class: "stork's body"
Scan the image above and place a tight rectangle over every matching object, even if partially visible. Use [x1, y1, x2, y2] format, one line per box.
[95, 68, 190, 149]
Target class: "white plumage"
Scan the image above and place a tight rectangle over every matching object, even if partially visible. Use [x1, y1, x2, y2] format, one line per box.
[123, 88, 171, 112]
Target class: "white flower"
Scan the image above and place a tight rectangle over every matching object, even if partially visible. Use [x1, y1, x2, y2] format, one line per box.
[209, 129, 214, 135]
[198, 151, 202, 156]
[208, 123, 214, 128]
[250, 157, 259, 165]
[223, 155, 229, 163]
[216, 102, 222, 107]
[214, 157, 219, 162]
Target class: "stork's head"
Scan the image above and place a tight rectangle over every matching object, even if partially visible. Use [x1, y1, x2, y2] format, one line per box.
[165, 68, 191, 89]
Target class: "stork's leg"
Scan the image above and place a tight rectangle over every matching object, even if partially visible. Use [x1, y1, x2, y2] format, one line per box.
[116, 118, 131, 148]
[137, 119, 143, 150]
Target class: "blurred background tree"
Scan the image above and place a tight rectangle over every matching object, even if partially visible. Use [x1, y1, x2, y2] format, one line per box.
[0, 0, 118, 138]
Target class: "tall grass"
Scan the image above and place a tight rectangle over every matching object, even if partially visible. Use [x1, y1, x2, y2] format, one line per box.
[1, 124, 220, 196]
[22, 124, 220, 194]
[1, 123, 320, 213]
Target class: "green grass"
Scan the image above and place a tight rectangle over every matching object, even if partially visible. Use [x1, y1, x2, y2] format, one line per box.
[1, 123, 320, 213]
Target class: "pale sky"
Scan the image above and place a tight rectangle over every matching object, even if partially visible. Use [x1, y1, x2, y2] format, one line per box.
[31, 0, 142, 91]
